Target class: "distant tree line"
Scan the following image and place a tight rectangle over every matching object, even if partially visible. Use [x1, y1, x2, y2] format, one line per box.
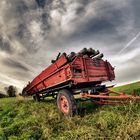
[0, 85, 17, 98]
[5, 85, 17, 97]
[0, 92, 7, 98]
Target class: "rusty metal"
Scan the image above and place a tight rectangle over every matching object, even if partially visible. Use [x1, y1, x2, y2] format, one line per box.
[80, 87, 140, 104]
[22, 48, 140, 109]
[22, 48, 115, 96]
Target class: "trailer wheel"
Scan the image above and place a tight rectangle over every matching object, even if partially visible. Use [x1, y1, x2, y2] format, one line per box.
[33, 94, 40, 102]
[57, 89, 77, 116]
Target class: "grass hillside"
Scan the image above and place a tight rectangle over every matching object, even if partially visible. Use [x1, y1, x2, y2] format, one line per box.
[0, 81, 140, 140]
[114, 81, 140, 94]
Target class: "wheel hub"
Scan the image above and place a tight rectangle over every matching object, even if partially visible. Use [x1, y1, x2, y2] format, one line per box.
[60, 96, 69, 114]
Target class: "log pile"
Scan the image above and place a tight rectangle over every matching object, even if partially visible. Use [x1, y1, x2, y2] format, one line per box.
[68, 48, 104, 61]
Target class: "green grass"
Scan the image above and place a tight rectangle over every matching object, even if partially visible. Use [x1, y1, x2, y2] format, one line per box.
[114, 81, 140, 95]
[0, 81, 140, 140]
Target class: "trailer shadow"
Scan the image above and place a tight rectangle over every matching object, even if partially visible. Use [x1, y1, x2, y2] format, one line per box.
[43, 98, 103, 117]
[30, 97, 104, 117]
[41, 98, 101, 117]
[76, 99, 102, 117]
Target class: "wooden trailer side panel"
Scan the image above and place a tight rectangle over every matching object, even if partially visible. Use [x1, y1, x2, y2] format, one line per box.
[70, 57, 115, 84]
[23, 55, 115, 96]
[25, 54, 68, 93]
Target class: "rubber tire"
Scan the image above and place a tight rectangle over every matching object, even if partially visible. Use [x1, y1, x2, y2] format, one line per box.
[33, 94, 40, 102]
[57, 89, 77, 116]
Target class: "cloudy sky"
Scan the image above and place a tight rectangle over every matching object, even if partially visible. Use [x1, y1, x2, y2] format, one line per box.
[0, 0, 140, 91]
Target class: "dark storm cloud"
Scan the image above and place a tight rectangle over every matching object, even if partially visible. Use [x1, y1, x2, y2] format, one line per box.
[116, 61, 140, 83]
[16, 1, 29, 14]
[2, 59, 30, 72]
[0, 36, 13, 53]
[35, 0, 46, 8]
[15, 24, 29, 40]
[0, 0, 129, 53]
[67, 2, 133, 45]
[0, 0, 140, 89]
[133, 0, 140, 23]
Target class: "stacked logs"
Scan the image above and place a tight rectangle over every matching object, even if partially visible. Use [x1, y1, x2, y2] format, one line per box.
[68, 48, 104, 61]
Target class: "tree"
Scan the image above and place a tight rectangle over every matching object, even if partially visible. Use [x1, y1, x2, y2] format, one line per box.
[0, 92, 7, 98]
[5, 85, 17, 97]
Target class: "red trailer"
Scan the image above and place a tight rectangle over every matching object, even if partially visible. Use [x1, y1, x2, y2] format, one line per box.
[22, 48, 140, 116]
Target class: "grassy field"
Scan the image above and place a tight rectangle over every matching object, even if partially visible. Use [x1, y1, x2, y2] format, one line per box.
[0, 82, 140, 140]
[114, 81, 140, 95]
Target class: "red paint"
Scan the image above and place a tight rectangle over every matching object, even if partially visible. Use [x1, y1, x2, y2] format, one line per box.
[81, 87, 140, 104]
[23, 53, 115, 96]
[22, 50, 140, 105]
